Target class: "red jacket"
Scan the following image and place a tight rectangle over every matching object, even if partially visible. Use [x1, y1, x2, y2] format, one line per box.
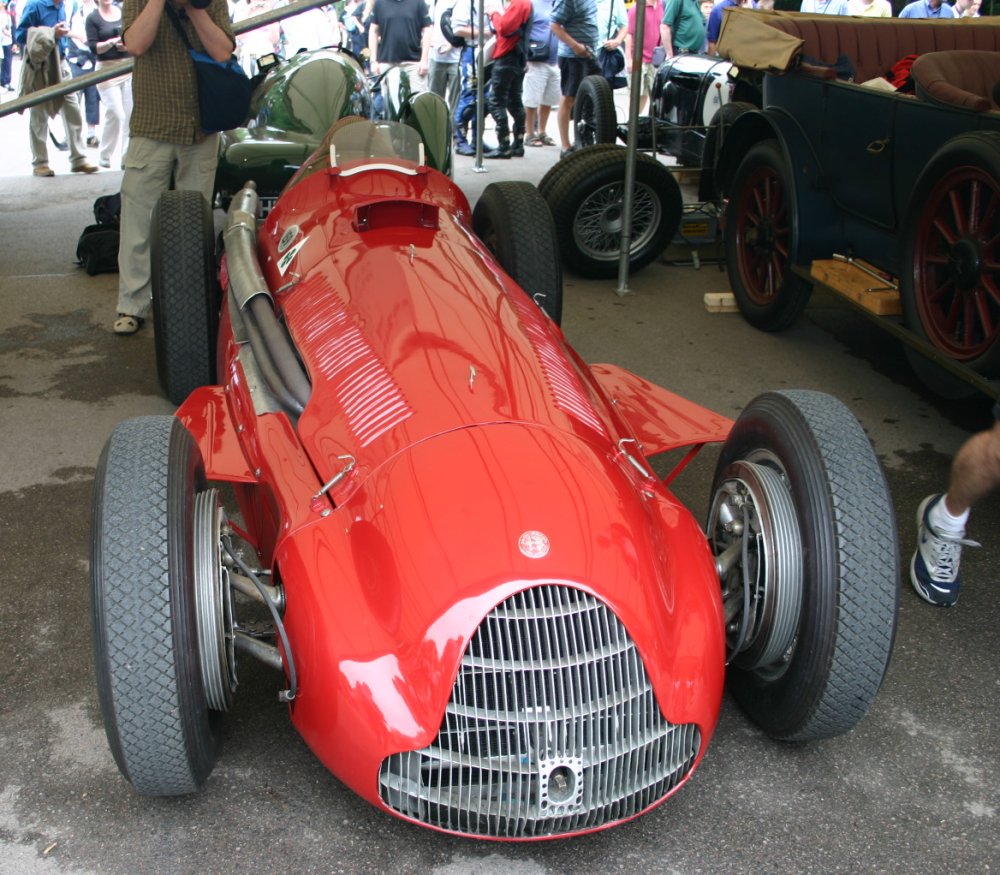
[490, 0, 532, 60]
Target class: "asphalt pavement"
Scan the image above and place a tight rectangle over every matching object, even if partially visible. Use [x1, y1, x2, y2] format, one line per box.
[0, 88, 998, 875]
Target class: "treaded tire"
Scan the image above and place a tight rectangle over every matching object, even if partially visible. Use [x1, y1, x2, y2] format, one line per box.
[698, 100, 755, 202]
[724, 139, 812, 332]
[901, 132, 1000, 379]
[537, 143, 622, 202]
[542, 148, 682, 279]
[91, 416, 221, 794]
[473, 182, 563, 324]
[151, 190, 219, 406]
[573, 75, 616, 149]
[711, 390, 899, 741]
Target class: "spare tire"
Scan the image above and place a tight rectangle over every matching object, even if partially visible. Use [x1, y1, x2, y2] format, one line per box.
[542, 148, 682, 279]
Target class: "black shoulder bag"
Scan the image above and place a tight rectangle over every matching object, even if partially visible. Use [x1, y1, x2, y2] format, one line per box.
[164, 4, 256, 133]
[598, 4, 626, 88]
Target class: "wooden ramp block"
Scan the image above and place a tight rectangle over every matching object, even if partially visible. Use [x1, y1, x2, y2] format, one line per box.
[704, 292, 738, 313]
[810, 259, 901, 316]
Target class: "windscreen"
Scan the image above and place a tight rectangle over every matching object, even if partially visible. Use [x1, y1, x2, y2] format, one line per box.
[293, 118, 426, 184]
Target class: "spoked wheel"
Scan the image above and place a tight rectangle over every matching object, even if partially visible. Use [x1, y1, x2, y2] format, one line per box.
[92, 416, 235, 794]
[573, 75, 616, 149]
[707, 390, 899, 741]
[151, 190, 219, 406]
[901, 133, 1000, 379]
[473, 181, 563, 324]
[542, 148, 682, 279]
[724, 139, 811, 332]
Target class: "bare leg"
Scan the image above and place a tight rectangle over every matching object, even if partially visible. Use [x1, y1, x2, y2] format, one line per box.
[945, 419, 1000, 516]
[557, 96, 574, 150]
[525, 106, 537, 138]
[539, 104, 552, 136]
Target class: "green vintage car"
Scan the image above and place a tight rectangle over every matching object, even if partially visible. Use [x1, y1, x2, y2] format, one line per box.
[214, 49, 452, 214]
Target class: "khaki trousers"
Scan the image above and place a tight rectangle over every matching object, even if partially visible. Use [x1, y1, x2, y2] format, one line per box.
[116, 134, 219, 319]
[28, 64, 88, 169]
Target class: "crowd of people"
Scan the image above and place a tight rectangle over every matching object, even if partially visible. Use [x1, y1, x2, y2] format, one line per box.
[3, 0, 986, 174]
[417, 0, 982, 157]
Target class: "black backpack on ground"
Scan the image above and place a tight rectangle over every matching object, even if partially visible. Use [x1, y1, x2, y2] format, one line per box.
[76, 193, 121, 276]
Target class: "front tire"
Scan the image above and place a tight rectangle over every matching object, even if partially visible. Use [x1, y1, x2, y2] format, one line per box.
[151, 190, 219, 406]
[724, 139, 811, 332]
[573, 75, 616, 149]
[91, 416, 222, 794]
[542, 148, 683, 279]
[473, 182, 563, 324]
[707, 391, 899, 741]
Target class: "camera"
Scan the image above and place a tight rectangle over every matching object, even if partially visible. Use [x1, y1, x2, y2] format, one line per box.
[189, 0, 212, 9]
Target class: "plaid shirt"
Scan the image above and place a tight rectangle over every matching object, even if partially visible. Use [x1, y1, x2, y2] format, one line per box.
[123, 0, 235, 144]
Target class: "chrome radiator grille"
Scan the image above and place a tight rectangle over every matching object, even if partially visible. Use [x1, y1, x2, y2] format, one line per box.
[378, 585, 701, 838]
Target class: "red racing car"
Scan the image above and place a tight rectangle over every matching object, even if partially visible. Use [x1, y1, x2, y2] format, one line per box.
[90, 122, 899, 840]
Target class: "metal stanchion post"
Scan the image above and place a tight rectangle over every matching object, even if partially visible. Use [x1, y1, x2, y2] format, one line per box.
[473, 1, 488, 173]
[615, 0, 646, 297]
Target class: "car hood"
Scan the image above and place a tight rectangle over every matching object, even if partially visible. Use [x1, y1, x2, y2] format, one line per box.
[263, 167, 617, 494]
[275, 422, 726, 806]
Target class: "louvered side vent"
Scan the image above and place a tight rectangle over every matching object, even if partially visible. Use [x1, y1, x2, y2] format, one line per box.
[378, 585, 700, 838]
[504, 291, 609, 439]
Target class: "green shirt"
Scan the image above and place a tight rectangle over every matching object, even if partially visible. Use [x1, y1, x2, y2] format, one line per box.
[661, 0, 705, 54]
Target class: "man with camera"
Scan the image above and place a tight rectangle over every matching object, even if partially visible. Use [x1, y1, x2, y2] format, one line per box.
[112, 0, 234, 335]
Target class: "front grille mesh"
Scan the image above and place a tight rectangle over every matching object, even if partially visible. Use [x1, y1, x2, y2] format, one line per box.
[378, 585, 700, 838]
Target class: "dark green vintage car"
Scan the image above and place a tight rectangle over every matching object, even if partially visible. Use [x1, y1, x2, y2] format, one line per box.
[715, 11, 1000, 396]
[214, 49, 452, 214]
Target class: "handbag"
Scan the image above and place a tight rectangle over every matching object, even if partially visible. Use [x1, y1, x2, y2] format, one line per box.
[527, 39, 549, 62]
[164, 5, 257, 133]
[599, 5, 626, 89]
[599, 46, 626, 87]
[651, 45, 666, 67]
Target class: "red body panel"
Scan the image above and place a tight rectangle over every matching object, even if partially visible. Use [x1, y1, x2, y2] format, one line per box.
[183, 158, 732, 836]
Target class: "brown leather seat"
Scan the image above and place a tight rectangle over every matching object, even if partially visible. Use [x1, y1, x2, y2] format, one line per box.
[911, 50, 1000, 113]
[738, 11, 1000, 84]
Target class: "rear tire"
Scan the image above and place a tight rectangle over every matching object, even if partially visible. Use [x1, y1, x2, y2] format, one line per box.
[151, 190, 219, 406]
[91, 416, 222, 794]
[708, 391, 899, 741]
[573, 75, 616, 149]
[473, 182, 563, 324]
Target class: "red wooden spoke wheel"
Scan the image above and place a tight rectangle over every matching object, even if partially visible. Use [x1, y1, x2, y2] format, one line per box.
[725, 140, 811, 332]
[905, 154, 1000, 376]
